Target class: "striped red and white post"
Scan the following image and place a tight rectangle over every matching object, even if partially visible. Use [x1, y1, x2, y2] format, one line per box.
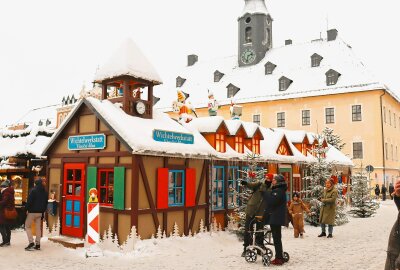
[87, 202, 99, 244]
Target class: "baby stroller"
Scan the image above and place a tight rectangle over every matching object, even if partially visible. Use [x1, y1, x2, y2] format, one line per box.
[244, 216, 290, 266]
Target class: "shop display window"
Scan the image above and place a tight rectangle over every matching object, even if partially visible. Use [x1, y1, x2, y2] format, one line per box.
[98, 169, 114, 206]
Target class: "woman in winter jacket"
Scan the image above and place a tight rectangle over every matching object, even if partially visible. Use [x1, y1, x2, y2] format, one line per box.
[375, 184, 381, 200]
[288, 192, 310, 238]
[385, 180, 400, 270]
[263, 174, 288, 266]
[318, 179, 338, 238]
[0, 180, 15, 246]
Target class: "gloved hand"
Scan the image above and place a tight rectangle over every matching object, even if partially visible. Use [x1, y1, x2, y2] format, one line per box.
[241, 180, 247, 186]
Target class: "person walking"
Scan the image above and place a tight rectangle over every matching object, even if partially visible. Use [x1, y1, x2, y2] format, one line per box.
[382, 185, 388, 201]
[288, 192, 310, 238]
[0, 179, 15, 247]
[375, 184, 381, 200]
[318, 178, 338, 238]
[385, 180, 400, 270]
[263, 174, 287, 266]
[25, 178, 48, 251]
[240, 173, 272, 257]
[389, 183, 395, 200]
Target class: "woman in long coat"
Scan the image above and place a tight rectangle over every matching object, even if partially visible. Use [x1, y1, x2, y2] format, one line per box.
[0, 180, 15, 246]
[318, 178, 337, 238]
[385, 180, 400, 270]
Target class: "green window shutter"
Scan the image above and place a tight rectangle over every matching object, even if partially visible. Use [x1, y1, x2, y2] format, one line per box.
[87, 167, 97, 203]
[114, 167, 125, 210]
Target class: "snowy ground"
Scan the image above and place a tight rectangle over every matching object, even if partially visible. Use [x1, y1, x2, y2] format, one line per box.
[1, 200, 397, 270]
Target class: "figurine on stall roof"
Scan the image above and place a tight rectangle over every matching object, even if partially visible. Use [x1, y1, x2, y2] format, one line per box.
[172, 89, 197, 123]
[229, 97, 242, 120]
[88, 188, 99, 203]
[208, 90, 220, 116]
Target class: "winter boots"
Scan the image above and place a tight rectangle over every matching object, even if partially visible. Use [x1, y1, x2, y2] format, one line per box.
[271, 258, 285, 265]
[25, 243, 35, 251]
[318, 232, 326, 237]
[327, 234, 333, 238]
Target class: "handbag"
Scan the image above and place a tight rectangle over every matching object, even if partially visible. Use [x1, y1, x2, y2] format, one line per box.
[4, 207, 18, 220]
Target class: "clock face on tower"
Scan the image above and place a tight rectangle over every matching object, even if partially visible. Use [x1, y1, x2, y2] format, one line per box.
[135, 101, 146, 115]
[241, 48, 256, 65]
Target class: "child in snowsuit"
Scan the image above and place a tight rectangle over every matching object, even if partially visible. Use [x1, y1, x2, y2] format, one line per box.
[288, 192, 310, 238]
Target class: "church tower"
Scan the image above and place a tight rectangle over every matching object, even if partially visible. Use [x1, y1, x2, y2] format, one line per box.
[238, 0, 273, 67]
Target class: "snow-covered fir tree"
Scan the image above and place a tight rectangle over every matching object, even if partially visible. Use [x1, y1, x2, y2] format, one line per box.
[121, 226, 140, 253]
[322, 127, 345, 151]
[335, 182, 349, 225]
[303, 134, 348, 226]
[348, 172, 379, 218]
[156, 225, 163, 240]
[228, 153, 267, 239]
[172, 222, 180, 237]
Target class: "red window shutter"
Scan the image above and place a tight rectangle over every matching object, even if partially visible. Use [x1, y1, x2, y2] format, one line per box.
[185, 168, 196, 207]
[157, 168, 169, 209]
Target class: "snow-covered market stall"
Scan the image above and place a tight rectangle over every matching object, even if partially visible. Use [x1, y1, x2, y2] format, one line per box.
[40, 38, 353, 245]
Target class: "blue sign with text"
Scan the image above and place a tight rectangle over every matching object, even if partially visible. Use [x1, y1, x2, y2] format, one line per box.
[153, 129, 194, 144]
[68, 134, 106, 151]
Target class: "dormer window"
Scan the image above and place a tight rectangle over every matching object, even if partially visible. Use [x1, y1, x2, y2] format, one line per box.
[311, 53, 323, 67]
[235, 136, 244, 153]
[325, 69, 341, 86]
[245, 27, 252, 43]
[227, 83, 240, 98]
[279, 76, 293, 91]
[216, 133, 226, 153]
[214, 70, 225, 82]
[252, 138, 260, 154]
[176, 76, 186, 87]
[265, 62, 276, 75]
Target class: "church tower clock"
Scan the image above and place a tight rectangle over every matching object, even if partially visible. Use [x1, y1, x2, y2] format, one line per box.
[238, 0, 273, 67]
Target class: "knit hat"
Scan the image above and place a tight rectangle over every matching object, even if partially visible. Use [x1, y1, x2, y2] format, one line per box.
[292, 192, 300, 198]
[274, 174, 285, 183]
[34, 178, 43, 186]
[266, 173, 274, 181]
[0, 179, 10, 188]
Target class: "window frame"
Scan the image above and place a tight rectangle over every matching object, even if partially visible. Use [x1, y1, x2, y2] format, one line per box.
[212, 166, 225, 210]
[245, 27, 252, 43]
[98, 169, 115, 206]
[352, 105, 362, 122]
[253, 114, 261, 125]
[215, 133, 226, 153]
[227, 166, 240, 209]
[352, 142, 363, 159]
[327, 72, 336, 85]
[302, 110, 310, 126]
[277, 112, 285, 127]
[252, 138, 260, 154]
[235, 136, 244, 153]
[168, 170, 185, 207]
[325, 107, 335, 124]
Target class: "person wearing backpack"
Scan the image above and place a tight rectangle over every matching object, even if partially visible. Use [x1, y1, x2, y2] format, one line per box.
[25, 178, 48, 251]
[0, 179, 15, 247]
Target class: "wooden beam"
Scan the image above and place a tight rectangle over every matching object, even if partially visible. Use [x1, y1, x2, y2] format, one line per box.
[131, 156, 139, 229]
[188, 160, 208, 231]
[137, 156, 160, 229]
[102, 84, 107, 100]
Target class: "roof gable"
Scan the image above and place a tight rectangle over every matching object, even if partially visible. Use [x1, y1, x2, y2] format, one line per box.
[94, 38, 162, 84]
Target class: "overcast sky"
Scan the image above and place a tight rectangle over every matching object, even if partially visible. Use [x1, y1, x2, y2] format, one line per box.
[0, 0, 399, 127]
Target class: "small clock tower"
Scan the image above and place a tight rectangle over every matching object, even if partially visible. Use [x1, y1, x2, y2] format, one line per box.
[238, 0, 273, 67]
[94, 39, 163, 119]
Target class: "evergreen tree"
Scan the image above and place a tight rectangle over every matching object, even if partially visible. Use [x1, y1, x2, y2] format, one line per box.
[348, 172, 379, 218]
[335, 182, 349, 225]
[303, 134, 348, 226]
[322, 127, 345, 151]
[228, 153, 267, 239]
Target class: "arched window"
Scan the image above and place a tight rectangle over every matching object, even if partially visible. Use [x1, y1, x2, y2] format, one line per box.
[245, 27, 252, 43]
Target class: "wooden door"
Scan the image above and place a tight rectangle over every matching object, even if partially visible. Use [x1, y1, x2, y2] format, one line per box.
[62, 163, 85, 238]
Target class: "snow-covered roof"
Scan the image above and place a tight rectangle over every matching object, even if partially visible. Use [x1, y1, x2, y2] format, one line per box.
[241, 0, 270, 17]
[224, 120, 244, 136]
[185, 116, 226, 134]
[155, 38, 394, 111]
[9, 104, 58, 130]
[0, 126, 54, 158]
[326, 145, 353, 166]
[94, 38, 163, 85]
[275, 129, 307, 143]
[242, 122, 261, 138]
